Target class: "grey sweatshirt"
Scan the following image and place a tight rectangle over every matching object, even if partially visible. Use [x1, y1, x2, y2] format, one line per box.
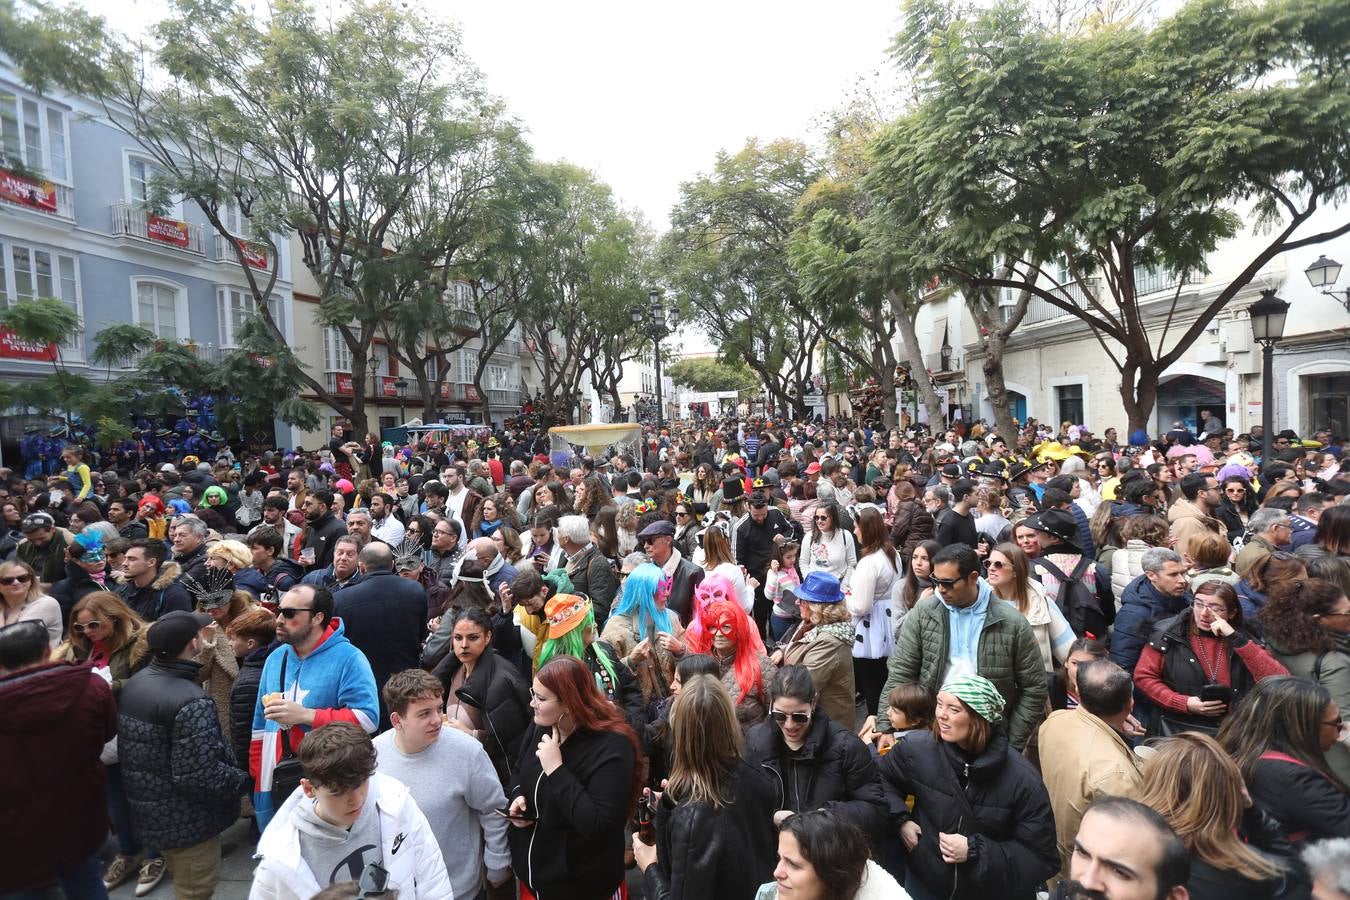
[373, 724, 511, 898]
[294, 791, 383, 887]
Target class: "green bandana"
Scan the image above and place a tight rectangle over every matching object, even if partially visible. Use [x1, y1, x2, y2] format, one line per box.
[941, 673, 1005, 725]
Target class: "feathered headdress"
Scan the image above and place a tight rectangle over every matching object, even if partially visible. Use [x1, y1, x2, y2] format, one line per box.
[393, 538, 425, 572]
[180, 567, 235, 610]
[73, 530, 106, 564]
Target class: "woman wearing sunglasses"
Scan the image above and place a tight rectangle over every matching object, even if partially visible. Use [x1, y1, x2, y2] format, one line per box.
[878, 672, 1057, 900]
[743, 665, 886, 840]
[985, 544, 1072, 677]
[0, 559, 61, 647]
[802, 503, 856, 589]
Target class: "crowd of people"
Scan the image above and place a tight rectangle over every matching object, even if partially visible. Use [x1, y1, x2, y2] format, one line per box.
[2, 411, 1350, 900]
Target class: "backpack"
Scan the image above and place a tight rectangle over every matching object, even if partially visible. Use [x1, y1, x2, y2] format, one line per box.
[1032, 555, 1108, 640]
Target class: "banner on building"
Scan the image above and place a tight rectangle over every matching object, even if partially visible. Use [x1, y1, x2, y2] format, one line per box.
[0, 327, 58, 360]
[233, 239, 269, 269]
[147, 214, 191, 247]
[0, 168, 57, 213]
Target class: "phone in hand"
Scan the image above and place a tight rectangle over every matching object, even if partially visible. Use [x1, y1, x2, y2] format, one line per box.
[1199, 684, 1232, 704]
[494, 807, 534, 822]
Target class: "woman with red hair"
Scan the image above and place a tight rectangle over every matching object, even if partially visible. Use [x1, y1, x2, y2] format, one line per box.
[686, 577, 773, 735]
[505, 655, 643, 900]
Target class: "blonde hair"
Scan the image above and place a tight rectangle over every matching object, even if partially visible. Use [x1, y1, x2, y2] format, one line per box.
[1140, 732, 1280, 881]
[805, 600, 850, 626]
[207, 540, 252, 570]
[701, 526, 735, 569]
[666, 674, 743, 808]
[63, 591, 144, 657]
[0, 560, 43, 607]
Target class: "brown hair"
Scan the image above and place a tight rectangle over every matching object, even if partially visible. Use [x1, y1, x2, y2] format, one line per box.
[854, 507, 897, 570]
[1122, 514, 1169, 546]
[1259, 579, 1345, 655]
[1186, 531, 1231, 569]
[66, 592, 143, 656]
[382, 668, 444, 718]
[887, 682, 936, 731]
[666, 674, 742, 808]
[932, 695, 992, 755]
[701, 526, 736, 569]
[226, 606, 277, 647]
[299, 722, 377, 792]
[1246, 552, 1306, 595]
[1192, 580, 1242, 627]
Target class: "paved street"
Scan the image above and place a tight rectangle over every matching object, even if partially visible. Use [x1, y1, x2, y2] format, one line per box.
[103, 819, 256, 900]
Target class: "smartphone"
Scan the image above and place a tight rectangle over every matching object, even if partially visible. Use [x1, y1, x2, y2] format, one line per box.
[494, 807, 534, 822]
[1199, 684, 1232, 704]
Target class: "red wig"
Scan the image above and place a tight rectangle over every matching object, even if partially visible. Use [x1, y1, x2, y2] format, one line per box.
[686, 597, 765, 705]
[536, 655, 643, 811]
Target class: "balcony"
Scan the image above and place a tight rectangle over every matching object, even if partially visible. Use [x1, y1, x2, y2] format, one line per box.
[110, 202, 204, 254]
[215, 233, 272, 270]
[925, 352, 962, 374]
[121, 339, 222, 370]
[999, 266, 1190, 327]
[0, 168, 74, 218]
[447, 304, 477, 332]
[487, 388, 521, 408]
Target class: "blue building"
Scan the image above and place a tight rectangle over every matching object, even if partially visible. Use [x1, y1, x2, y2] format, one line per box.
[0, 61, 296, 454]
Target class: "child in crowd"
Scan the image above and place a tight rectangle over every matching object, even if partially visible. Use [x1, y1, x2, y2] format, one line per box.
[765, 541, 802, 642]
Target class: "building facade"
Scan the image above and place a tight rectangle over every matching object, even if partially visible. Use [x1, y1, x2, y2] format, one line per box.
[0, 63, 297, 450]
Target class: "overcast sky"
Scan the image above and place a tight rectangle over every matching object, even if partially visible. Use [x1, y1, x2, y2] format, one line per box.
[79, 0, 903, 229]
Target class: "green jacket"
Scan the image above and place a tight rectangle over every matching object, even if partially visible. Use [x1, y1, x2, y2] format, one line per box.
[877, 589, 1048, 749]
[1268, 639, 1350, 786]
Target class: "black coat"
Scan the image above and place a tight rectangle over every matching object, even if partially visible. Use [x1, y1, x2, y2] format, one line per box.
[48, 561, 107, 626]
[116, 658, 249, 850]
[508, 725, 637, 900]
[302, 512, 347, 571]
[173, 543, 210, 585]
[1145, 609, 1257, 736]
[878, 728, 1058, 900]
[663, 556, 705, 625]
[332, 570, 427, 724]
[432, 648, 531, 785]
[641, 759, 779, 900]
[743, 710, 887, 838]
[229, 641, 277, 769]
[1248, 753, 1350, 845]
[116, 563, 192, 623]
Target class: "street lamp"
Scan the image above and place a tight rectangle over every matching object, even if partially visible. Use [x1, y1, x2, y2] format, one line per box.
[1305, 254, 1350, 312]
[394, 377, 409, 425]
[631, 289, 676, 431]
[1248, 288, 1290, 466]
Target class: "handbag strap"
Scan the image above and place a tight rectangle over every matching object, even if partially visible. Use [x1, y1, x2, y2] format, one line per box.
[279, 653, 295, 759]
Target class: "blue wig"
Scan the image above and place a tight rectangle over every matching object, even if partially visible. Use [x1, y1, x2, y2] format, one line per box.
[609, 562, 677, 641]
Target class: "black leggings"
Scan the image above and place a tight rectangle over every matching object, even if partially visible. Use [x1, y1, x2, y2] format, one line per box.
[854, 656, 889, 716]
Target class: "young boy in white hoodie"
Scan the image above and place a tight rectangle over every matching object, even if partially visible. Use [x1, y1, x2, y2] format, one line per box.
[249, 722, 452, 900]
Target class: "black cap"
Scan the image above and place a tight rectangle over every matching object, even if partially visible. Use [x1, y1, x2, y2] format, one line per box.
[1025, 509, 1080, 548]
[147, 610, 213, 658]
[637, 519, 676, 539]
[941, 463, 963, 479]
[20, 512, 54, 533]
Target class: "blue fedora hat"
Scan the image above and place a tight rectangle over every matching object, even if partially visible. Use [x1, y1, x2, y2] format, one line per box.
[792, 570, 845, 604]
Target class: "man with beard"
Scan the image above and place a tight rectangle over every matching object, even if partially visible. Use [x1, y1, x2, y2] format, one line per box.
[249, 584, 378, 832]
[107, 498, 147, 541]
[251, 494, 301, 557]
[369, 492, 405, 545]
[285, 467, 308, 511]
[1051, 797, 1189, 900]
[301, 489, 347, 572]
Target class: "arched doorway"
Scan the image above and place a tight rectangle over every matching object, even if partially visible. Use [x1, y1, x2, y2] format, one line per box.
[1156, 373, 1226, 435]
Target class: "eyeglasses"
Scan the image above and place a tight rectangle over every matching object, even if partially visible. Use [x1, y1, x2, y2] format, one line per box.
[276, 607, 316, 619]
[1225, 488, 1247, 494]
[1193, 602, 1229, 615]
[71, 620, 104, 633]
[929, 576, 968, 589]
[711, 622, 735, 635]
[1322, 715, 1343, 729]
[0, 574, 32, 586]
[675, 510, 690, 517]
[769, 709, 813, 725]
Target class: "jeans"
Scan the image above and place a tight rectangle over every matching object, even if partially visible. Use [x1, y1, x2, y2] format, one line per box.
[105, 763, 140, 857]
[0, 850, 108, 900]
[769, 613, 798, 643]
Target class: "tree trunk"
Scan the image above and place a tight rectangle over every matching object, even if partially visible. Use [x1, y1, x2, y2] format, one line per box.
[980, 339, 1018, 442]
[890, 292, 945, 427]
[1121, 362, 1158, 437]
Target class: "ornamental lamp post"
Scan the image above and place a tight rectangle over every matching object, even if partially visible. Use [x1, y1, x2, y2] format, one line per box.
[1248, 288, 1290, 466]
[632, 289, 675, 432]
[394, 377, 409, 425]
[1305, 254, 1350, 312]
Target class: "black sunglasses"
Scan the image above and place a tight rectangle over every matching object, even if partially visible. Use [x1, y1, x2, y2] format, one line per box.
[929, 576, 968, 589]
[770, 709, 812, 725]
[276, 607, 316, 619]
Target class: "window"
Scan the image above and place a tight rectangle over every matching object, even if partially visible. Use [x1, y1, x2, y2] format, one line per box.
[1055, 383, 1085, 426]
[457, 349, 474, 384]
[0, 241, 82, 359]
[135, 280, 182, 341]
[453, 282, 472, 307]
[217, 287, 274, 348]
[125, 154, 180, 216]
[0, 91, 70, 182]
[486, 363, 510, 390]
[324, 326, 352, 373]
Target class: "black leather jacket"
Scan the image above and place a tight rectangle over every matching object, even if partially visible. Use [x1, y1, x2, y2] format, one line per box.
[433, 649, 531, 785]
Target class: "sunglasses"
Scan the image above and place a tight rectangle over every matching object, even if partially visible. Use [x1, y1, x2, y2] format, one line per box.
[929, 576, 968, 589]
[71, 620, 104, 633]
[276, 607, 316, 619]
[814, 515, 831, 522]
[1323, 715, 1344, 729]
[675, 510, 690, 517]
[987, 560, 1007, 570]
[0, 574, 32, 586]
[770, 709, 813, 725]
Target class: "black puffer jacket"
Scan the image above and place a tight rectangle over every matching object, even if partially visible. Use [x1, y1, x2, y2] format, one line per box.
[508, 725, 637, 900]
[878, 727, 1058, 900]
[229, 641, 277, 768]
[49, 561, 107, 626]
[117, 658, 249, 850]
[641, 758, 779, 900]
[743, 709, 887, 838]
[1247, 752, 1350, 845]
[173, 543, 210, 584]
[433, 648, 531, 785]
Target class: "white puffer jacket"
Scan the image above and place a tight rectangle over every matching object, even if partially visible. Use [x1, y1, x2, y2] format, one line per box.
[1109, 540, 1152, 611]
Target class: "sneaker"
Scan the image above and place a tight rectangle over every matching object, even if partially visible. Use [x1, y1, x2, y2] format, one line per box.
[135, 857, 166, 896]
[102, 855, 138, 890]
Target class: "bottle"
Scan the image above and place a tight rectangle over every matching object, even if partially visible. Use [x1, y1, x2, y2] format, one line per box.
[636, 793, 656, 845]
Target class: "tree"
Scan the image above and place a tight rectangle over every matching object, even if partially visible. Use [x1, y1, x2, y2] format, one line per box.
[668, 357, 758, 394]
[876, 0, 1350, 433]
[664, 139, 821, 419]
